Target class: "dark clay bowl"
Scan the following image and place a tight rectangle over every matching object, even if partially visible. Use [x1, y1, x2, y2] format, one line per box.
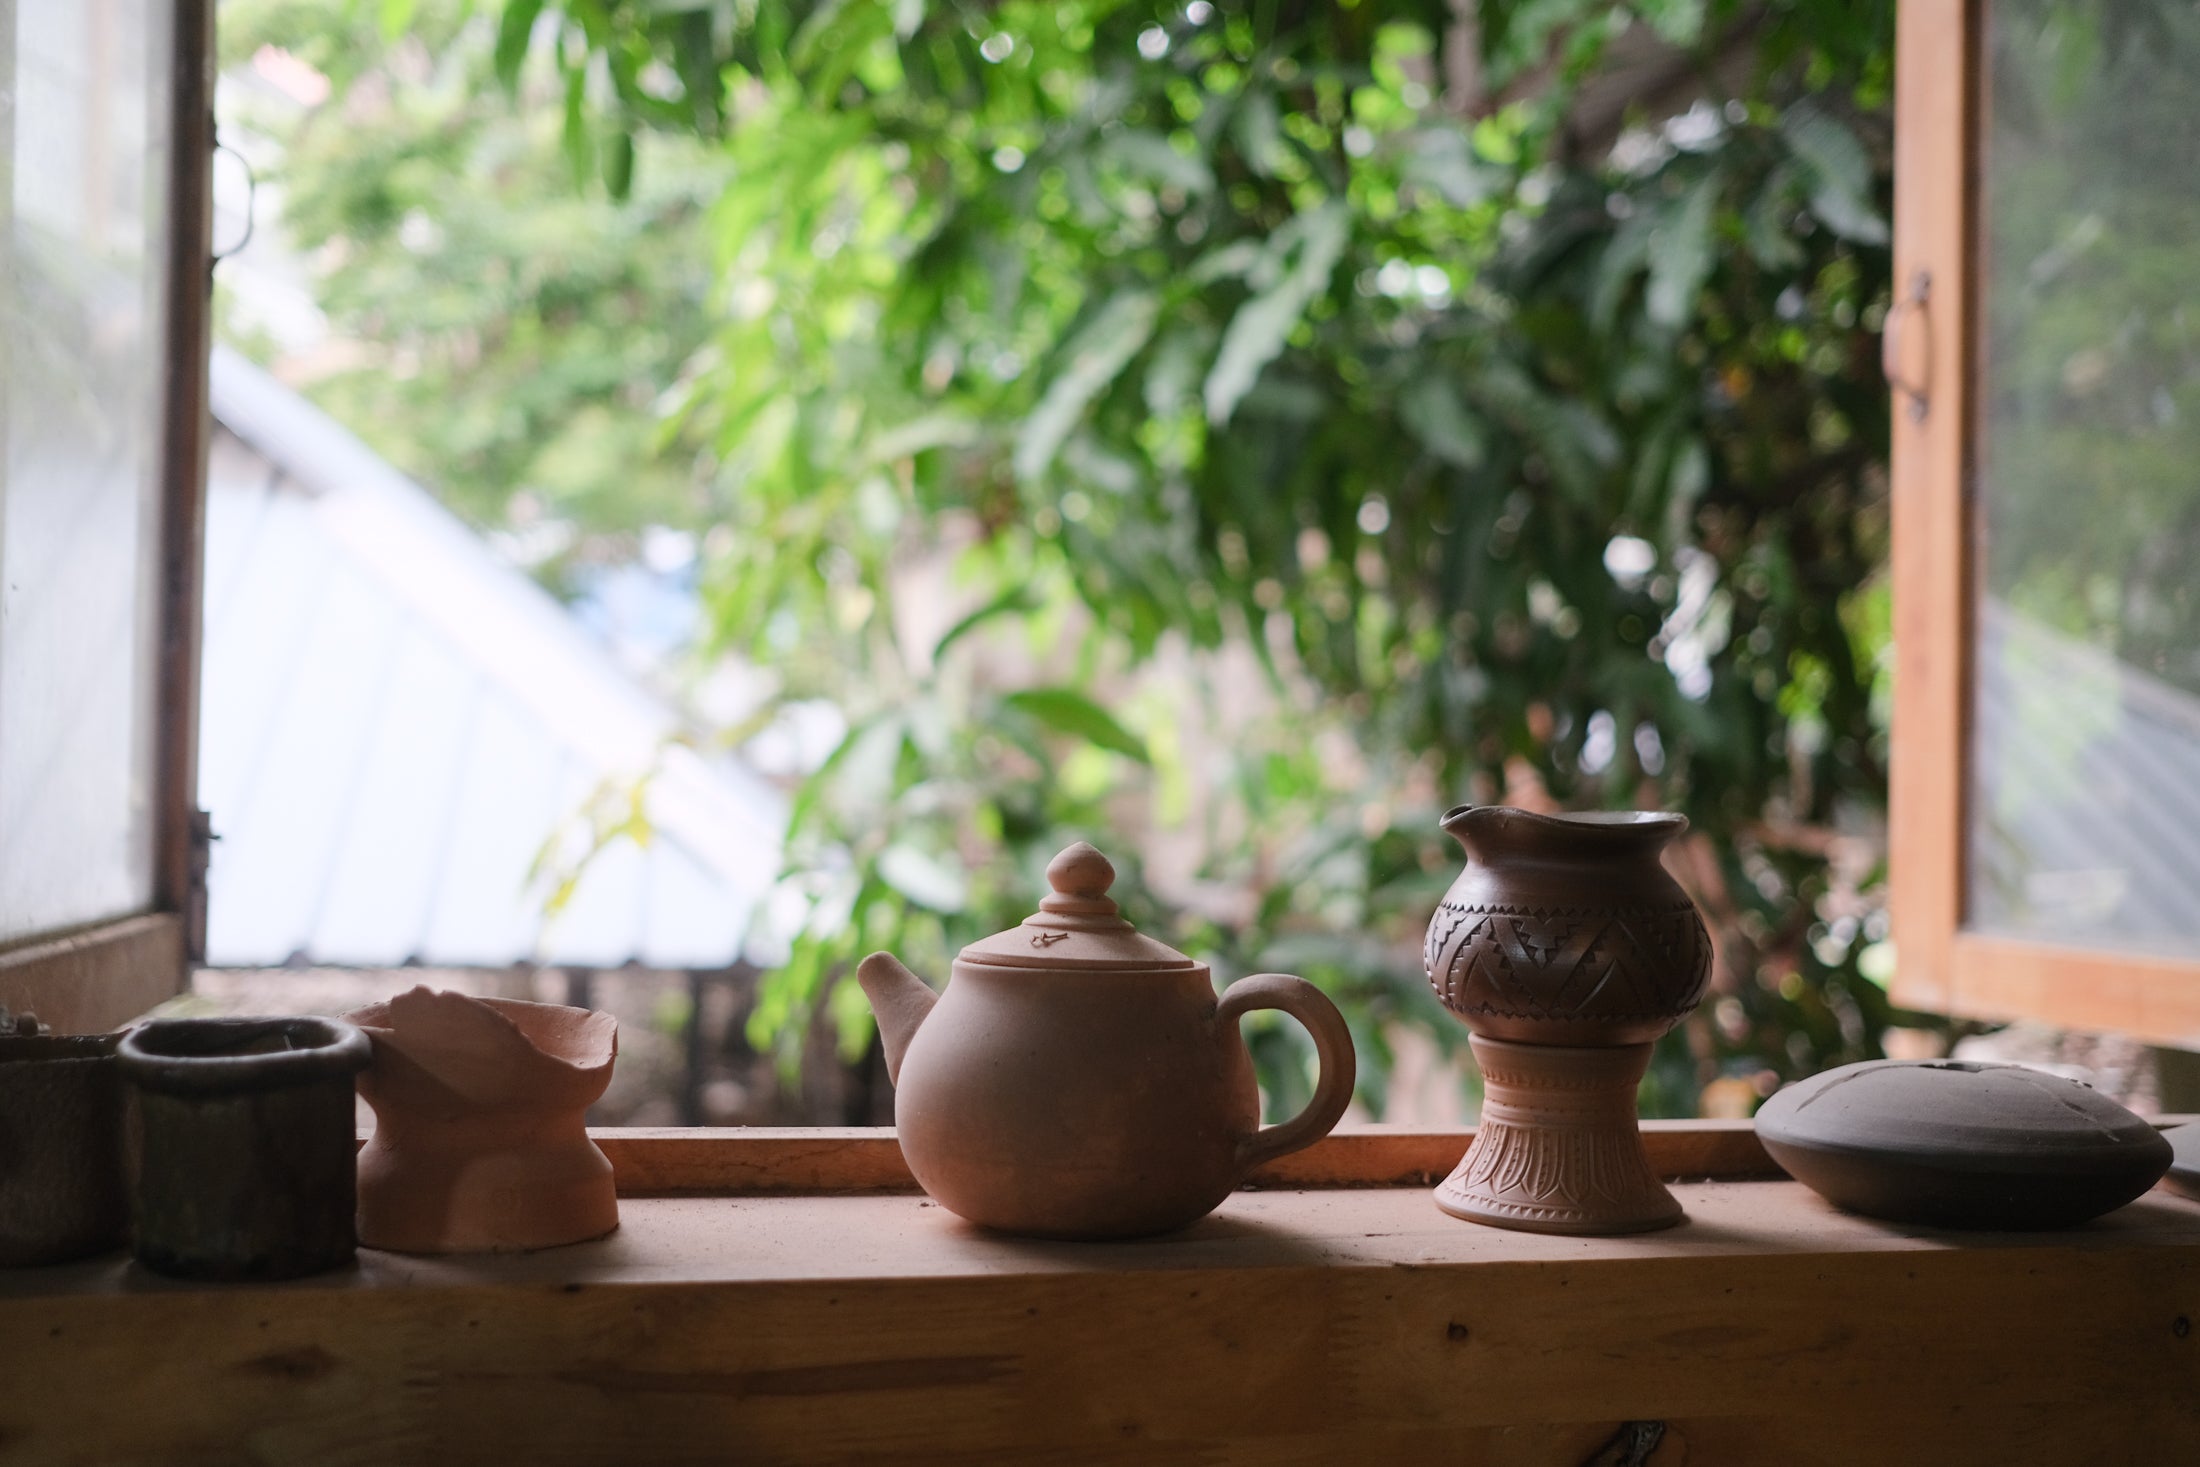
[1755, 1059, 2171, 1230]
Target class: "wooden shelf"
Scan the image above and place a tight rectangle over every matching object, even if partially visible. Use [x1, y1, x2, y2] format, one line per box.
[6, 1128, 2200, 1464]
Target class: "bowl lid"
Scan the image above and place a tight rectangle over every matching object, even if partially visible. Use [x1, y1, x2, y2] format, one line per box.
[957, 843, 1196, 972]
[1755, 1059, 2164, 1168]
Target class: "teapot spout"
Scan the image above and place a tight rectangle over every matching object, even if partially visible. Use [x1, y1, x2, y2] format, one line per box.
[856, 953, 939, 1086]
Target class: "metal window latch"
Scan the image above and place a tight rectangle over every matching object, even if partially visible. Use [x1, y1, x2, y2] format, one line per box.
[187, 808, 216, 964]
[1882, 268, 1933, 423]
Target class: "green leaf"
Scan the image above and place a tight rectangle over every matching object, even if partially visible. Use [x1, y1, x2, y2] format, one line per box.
[932, 585, 1040, 660]
[1590, 207, 1659, 331]
[1205, 202, 1349, 425]
[1403, 130, 1497, 208]
[864, 412, 979, 466]
[603, 129, 636, 201]
[494, 0, 546, 93]
[378, 0, 418, 41]
[876, 843, 967, 912]
[560, 59, 592, 188]
[1645, 170, 1721, 328]
[1745, 162, 1808, 269]
[1399, 375, 1486, 469]
[1664, 436, 1711, 544]
[1231, 90, 1288, 178]
[1000, 688, 1151, 763]
[1781, 102, 1888, 245]
[1100, 129, 1216, 194]
[1015, 289, 1160, 483]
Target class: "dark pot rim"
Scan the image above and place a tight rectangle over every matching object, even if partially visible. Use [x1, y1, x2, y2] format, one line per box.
[0, 1033, 118, 1065]
[1439, 804, 1690, 855]
[119, 1017, 371, 1096]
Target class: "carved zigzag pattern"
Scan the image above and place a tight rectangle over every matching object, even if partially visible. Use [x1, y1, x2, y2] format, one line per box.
[1457, 1120, 1650, 1205]
[1425, 902, 1711, 1022]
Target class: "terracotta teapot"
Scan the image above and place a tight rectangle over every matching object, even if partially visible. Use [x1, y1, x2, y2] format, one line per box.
[858, 842, 1356, 1239]
[1424, 806, 1713, 1235]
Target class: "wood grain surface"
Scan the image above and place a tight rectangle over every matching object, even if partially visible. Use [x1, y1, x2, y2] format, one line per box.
[6, 1177, 2198, 1465]
[586, 1120, 1783, 1196]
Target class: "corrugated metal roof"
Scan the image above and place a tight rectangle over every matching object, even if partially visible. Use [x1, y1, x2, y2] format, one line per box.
[1973, 601, 2200, 958]
[200, 346, 787, 970]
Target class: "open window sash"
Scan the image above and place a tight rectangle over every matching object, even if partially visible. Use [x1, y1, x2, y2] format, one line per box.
[0, 0, 213, 1032]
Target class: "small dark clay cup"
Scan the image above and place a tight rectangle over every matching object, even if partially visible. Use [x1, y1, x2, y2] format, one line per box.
[118, 1017, 371, 1280]
[0, 1035, 128, 1266]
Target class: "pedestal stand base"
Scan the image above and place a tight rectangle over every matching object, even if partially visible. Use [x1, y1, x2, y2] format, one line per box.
[1436, 1035, 1682, 1235]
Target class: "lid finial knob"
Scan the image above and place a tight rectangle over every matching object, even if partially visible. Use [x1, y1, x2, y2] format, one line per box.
[1037, 842, 1124, 922]
[1047, 842, 1115, 901]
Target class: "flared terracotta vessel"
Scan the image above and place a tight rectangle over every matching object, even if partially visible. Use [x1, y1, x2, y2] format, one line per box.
[1425, 806, 1712, 1235]
[345, 987, 618, 1253]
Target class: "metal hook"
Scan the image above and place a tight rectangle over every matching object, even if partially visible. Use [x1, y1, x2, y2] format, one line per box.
[211, 134, 258, 263]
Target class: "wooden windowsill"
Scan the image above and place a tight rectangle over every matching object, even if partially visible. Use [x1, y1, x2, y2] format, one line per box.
[9, 1176, 2197, 1300]
[7, 1125, 2200, 1463]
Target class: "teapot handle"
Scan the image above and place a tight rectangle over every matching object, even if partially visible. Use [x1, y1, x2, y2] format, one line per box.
[1216, 974, 1357, 1173]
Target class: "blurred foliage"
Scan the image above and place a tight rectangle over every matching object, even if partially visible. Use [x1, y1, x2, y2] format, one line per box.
[219, 0, 733, 590]
[227, 0, 1941, 1116]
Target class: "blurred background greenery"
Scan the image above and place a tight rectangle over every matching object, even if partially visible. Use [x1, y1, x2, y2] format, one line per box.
[218, 0, 1939, 1120]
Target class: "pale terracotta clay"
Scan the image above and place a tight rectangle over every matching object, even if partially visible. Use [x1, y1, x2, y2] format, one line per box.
[859, 842, 1356, 1239]
[345, 987, 618, 1253]
[1425, 806, 1713, 1235]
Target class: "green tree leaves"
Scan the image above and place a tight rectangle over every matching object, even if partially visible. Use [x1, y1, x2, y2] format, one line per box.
[1015, 289, 1160, 484]
[1000, 688, 1151, 765]
[1205, 203, 1350, 426]
[242, 0, 1923, 1114]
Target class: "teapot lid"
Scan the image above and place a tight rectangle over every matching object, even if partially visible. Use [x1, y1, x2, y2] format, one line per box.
[957, 843, 1197, 972]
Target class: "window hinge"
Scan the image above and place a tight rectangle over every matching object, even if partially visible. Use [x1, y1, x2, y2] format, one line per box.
[186, 809, 215, 965]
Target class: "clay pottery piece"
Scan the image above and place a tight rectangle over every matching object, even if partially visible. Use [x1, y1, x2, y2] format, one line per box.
[119, 1017, 371, 1279]
[1424, 806, 1713, 1235]
[1755, 1059, 2173, 1229]
[0, 1035, 128, 1266]
[858, 842, 1356, 1239]
[345, 987, 618, 1253]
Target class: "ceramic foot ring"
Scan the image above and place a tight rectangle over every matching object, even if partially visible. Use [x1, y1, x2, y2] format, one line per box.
[1437, 1036, 1682, 1235]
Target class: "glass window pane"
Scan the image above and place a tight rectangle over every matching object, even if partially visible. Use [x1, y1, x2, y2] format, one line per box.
[1971, 2, 2200, 956]
[0, 0, 173, 942]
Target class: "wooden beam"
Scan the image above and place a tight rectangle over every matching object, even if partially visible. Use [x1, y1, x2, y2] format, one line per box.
[154, 0, 215, 965]
[0, 913, 183, 1034]
[4, 1183, 2197, 1463]
[1947, 933, 2200, 1049]
[585, 1121, 1784, 1196]
[1887, 0, 1978, 1016]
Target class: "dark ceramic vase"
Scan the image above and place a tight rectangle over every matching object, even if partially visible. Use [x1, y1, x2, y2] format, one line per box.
[0, 1035, 128, 1265]
[1425, 806, 1713, 1234]
[118, 1017, 372, 1280]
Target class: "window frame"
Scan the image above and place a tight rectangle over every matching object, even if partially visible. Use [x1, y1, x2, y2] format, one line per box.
[1887, 0, 2200, 1044]
[0, 0, 214, 1033]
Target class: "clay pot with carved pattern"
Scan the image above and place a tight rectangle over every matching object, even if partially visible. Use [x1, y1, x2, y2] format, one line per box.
[1424, 806, 1713, 1235]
